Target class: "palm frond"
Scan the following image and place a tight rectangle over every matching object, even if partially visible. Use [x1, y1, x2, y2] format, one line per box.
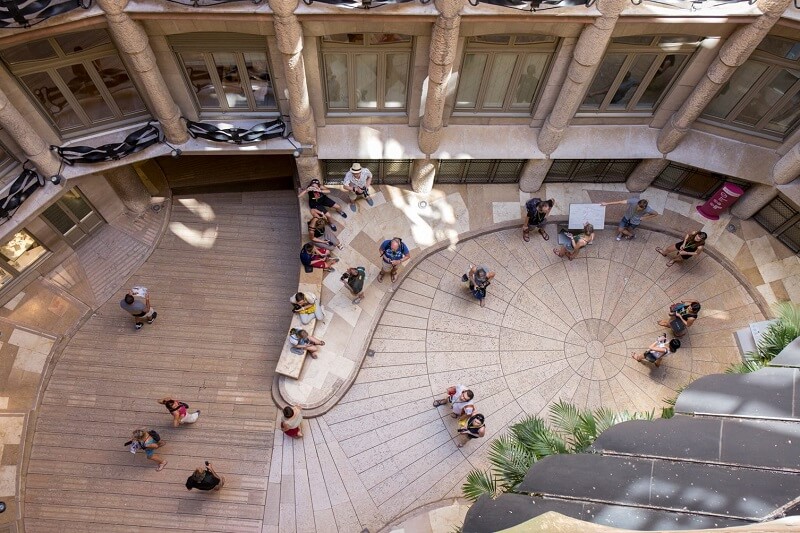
[510, 415, 569, 458]
[462, 469, 498, 502]
[548, 400, 582, 442]
[726, 359, 766, 374]
[753, 302, 800, 362]
[488, 436, 535, 489]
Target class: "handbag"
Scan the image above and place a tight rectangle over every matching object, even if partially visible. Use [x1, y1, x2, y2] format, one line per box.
[670, 316, 687, 336]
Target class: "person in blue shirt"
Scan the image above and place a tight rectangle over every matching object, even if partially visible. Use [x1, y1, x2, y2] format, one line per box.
[378, 238, 410, 284]
[601, 197, 658, 241]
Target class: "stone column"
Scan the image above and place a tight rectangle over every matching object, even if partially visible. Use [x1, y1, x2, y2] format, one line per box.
[773, 143, 800, 185]
[537, 0, 628, 155]
[411, 158, 437, 194]
[269, 0, 317, 147]
[295, 154, 323, 189]
[657, 0, 791, 154]
[519, 159, 553, 193]
[0, 88, 60, 177]
[96, 0, 188, 145]
[626, 159, 668, 192]
[418, 0, 467, 155]
[104, 164, 152, 214]
[730, 183, 779, 220]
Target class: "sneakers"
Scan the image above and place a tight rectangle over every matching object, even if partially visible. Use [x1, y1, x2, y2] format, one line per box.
[135, 323, 143, 330]
[461, 274, 469, 283]
[339, 211, 348, 219]
[147, 311, 158, 324]
[330, 224, 338, 232]
[366, 196, 374, 207]
[615, 235, 623, 241]
[353, 297, 363, 304]
[349, 203, 357, 212]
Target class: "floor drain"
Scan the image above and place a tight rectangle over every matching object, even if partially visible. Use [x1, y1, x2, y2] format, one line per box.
[418, 200, 428, 208]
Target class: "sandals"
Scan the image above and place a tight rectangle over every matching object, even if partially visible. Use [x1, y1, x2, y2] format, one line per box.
[655, 247, 665, 256]
[377, 272, 384, 283]
[538, 228, 549, 241]
[156, 461, 167, 471]
[666, 260, 675, 267]
[553, 248, 563, 257]
[522, 229, 530, 242]
[433, 399, 447, 407]
[391, 272, 398, 283]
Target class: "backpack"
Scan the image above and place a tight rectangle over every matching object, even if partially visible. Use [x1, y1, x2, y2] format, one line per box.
[299, 245, 314, 273]
[525, 197, 542, 216]
[148, 429, 161, 443]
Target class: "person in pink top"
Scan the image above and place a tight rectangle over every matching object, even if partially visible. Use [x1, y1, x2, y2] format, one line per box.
[159, 397, 201, 427]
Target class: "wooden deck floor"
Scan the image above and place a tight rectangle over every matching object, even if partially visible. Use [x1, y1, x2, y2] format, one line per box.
[23, 191, 300, 532]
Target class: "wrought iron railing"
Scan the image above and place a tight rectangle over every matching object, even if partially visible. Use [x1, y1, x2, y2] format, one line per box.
[162, 0, 262, 6]
[0, 167, 45, 224]
[51, 121, 164, 165]
[185, 118, 286, 145]
[0, 0, 92, 29]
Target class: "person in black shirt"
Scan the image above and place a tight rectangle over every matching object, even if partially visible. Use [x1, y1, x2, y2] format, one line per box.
[298, 179, 348, 232]
[186, 462, 225, 491]
[341, 266, 366, 304]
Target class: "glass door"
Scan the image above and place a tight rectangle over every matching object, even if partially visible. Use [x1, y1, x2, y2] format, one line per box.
[41, 188, 103, 247]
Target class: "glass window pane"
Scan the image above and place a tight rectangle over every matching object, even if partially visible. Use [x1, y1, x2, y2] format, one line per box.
[355, 54, 377, 109]
[369, 34, 411, 45]
[737, 68, 799, 127]
[757, 35, 800, 60]
[181, 52, 218, 109]
[608, 54, 653, 109]
[637, 54, 686, 109]
[0, 230, 47, 272]
[323, 34, 364, 45]
[512, 54, 546, 107]
[0, 265, 13, 288]
[61, 189, 92, 220]
[57, 64, 114, 122]
[1, 40, 56, 64]
[55, 30, 111, 55]
[455, 54, 488, 108]
[243, 52, 276, 110]
[213, 53, 248, 109]
[92, 55, 146, 116]
[513, 35, 555, 45]
[766, 88, 800, 134]
[703, 60, 769, 119]
[384, 53, 408, 109]
[22, 72, 82, 130]
[473, 35, 512, 45]
[42, 203, 76, 234]
[324, 54, 349, 108]
[583, 54, 626, 109]
[658, 35, 703, 45]
[612, 36, 655, 46]
[483, 54, 517, 108]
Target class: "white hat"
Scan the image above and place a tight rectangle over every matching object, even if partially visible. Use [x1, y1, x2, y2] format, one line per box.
[350, 163, 362, 172]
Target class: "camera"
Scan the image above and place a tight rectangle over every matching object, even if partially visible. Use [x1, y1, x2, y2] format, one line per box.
[340, 272, 350, 281]
[205, 461, 210, 466]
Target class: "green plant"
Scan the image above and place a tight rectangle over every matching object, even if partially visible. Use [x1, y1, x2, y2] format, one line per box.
[745, 302, 800, 364]
[725, 359, 766, 374]
[661, 382, 693, 419]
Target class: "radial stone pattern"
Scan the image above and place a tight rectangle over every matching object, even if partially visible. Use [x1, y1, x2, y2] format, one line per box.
[364, 227, 764, 418]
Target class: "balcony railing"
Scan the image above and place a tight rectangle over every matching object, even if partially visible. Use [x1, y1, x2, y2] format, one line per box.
[51, 121, 164, 165]
[0, 0, 91, 29]
[185, 118, 287, 145]
[0, 167, 45, 225]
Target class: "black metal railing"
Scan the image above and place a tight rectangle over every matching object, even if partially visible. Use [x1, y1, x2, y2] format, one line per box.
[0, 167, 45, 224]
[51, 121, 163, 165]
[185, 118, 286, 145]
[302, 0, 415, 8]
[163, 0, 262, 6]
[0, 0, 91, 29]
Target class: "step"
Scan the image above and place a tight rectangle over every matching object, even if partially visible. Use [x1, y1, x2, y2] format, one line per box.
[770, 337, 800, 368]
[590, 415, 800, 472]
[675, 367, 800, 420]
[462, 493, 749, 533]
[516, 454, 800, 521]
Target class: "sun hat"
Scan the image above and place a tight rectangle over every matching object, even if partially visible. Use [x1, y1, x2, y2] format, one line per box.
[350, 163, 362, 173]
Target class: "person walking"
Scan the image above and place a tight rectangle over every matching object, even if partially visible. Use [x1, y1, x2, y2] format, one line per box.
[522, 197, 555, 242]
[288, 328, 325, 358]
[553, 223, 594, 260]
[127, 428, 167, 471]
[290, 292, 325, 324]
[601, 198, 658, 241]
[433, 385, 475, 418]
[280, 405, 303, 439]
[158, 397, 200, 427]
[341, 266, 366, 304]
[298, 179, 348, 231]
[632, 335, 681, 367]
[457, 413, 486, 447]
[378, 237, 410, 284]
[659, 300, 701, 337]
[343, 162, 374, 211]
[657, 230, 707, 267]
[119, 286, 157, 330]
[186, 461, 225, 491]
[462, 265, 495, 307]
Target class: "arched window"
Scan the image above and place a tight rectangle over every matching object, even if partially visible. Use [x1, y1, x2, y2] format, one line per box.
[454, 34, 557, 114]
[581, 35, 701, 114]
[0, 29, 148, 137]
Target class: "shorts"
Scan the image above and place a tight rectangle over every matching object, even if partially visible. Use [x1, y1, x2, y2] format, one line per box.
[619, 217, 640, 230]
[676, 242, 695, 260]
[284, 427, 301, 437]
[381, 261, 396, 273]
[310, 195, 336, 212]
[526, 215, 547, 229]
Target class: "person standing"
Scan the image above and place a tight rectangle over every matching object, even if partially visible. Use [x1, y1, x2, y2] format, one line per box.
[158, 397, 200, 427]
[186, 462, 225, 491]
[522, 197, 555, 242]
[657, 231, 707, 267]
[128, 428, 167, 471]
[659, 301, 701, 336]
[601, 198, 658, 241]
[341, 266, 366, 304]
[343, 162, 374, 211]
[119, 286, 157, 330]
[280, 405, 303, 439]
[297, 179, 348, 231]
[378, 237, 410, 284]
[433, 385, 475, 419]
[290, 292, 325, 324]
[462, 265, 495, 307]
[456, 413, 486, 448]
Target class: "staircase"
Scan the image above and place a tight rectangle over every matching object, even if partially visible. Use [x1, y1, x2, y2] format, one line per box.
[462, 338, 800, 532]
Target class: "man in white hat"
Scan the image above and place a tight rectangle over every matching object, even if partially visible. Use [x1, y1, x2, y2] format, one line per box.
[343, 162, 374, 211]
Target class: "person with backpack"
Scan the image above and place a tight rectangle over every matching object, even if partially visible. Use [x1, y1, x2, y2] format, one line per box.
[300, 242, 338, 272]
[158, 397, 200, 427]
[659, 301, 701, 337]
[462, 265, 495, 307]
[457, 413, 486, 447]
[632, 335, 681, 367]
[186, 461, 225, 491]
[127, 428, 167, 471]
[341, 266, 367, 304]
[378, 237, 410, 284]
[522, 197, 555, 242]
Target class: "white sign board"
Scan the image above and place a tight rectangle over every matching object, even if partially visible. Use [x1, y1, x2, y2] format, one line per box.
[568, 203, 606, 230]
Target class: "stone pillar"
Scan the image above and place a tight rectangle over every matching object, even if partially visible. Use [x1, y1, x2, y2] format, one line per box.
[295, 154, 323, 188]
[269, 0, 317, 147]
[411, 158, 437, 194]
[626, 159, 668, 193]
[730, 183, 779, 220]
[773, 143, 800, 185]
[418, 0, 467, 155]
[0, 88, 60, 177]
[537, 0, 628, 155]
[104, 164, 152, 214]
[96, 0, 188, 145]
[657, 0, 791, 154]
[519, 159, 552, 193]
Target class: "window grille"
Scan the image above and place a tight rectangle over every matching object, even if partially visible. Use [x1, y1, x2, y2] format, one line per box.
[321, 160, 411, 185]
[437, 160, 525, 184]
[754, 194, 800, 254]
[544, 159, 639, 183]
[652, 162, 750, 200]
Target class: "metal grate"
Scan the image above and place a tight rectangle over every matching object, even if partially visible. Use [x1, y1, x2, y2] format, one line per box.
[437, 160, 525, 184]
[544, 159, 639, 183]
[653, 162, 750, 200]
[321, 160, 411, 185]
[754, 195, 797, 233]
[778, 223, 800, 254]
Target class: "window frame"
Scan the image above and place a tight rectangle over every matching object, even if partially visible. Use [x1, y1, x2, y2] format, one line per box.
[320, 34, 413, 115]
[170, 34, 279, 118]
[453, 34, 557, 115]
[753, 193, 800, 254]
[1, 30, 150, 138]
[651, 162, 751, 200]
[437, 160, 526, 184]
[545, 159, 640, 184]
[0, 228, 50, 291]
[322, 160, 411, 185]
[578, 35, 700, 116]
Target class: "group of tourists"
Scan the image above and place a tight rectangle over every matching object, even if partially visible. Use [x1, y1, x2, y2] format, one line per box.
[433, 385, 486, 447]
